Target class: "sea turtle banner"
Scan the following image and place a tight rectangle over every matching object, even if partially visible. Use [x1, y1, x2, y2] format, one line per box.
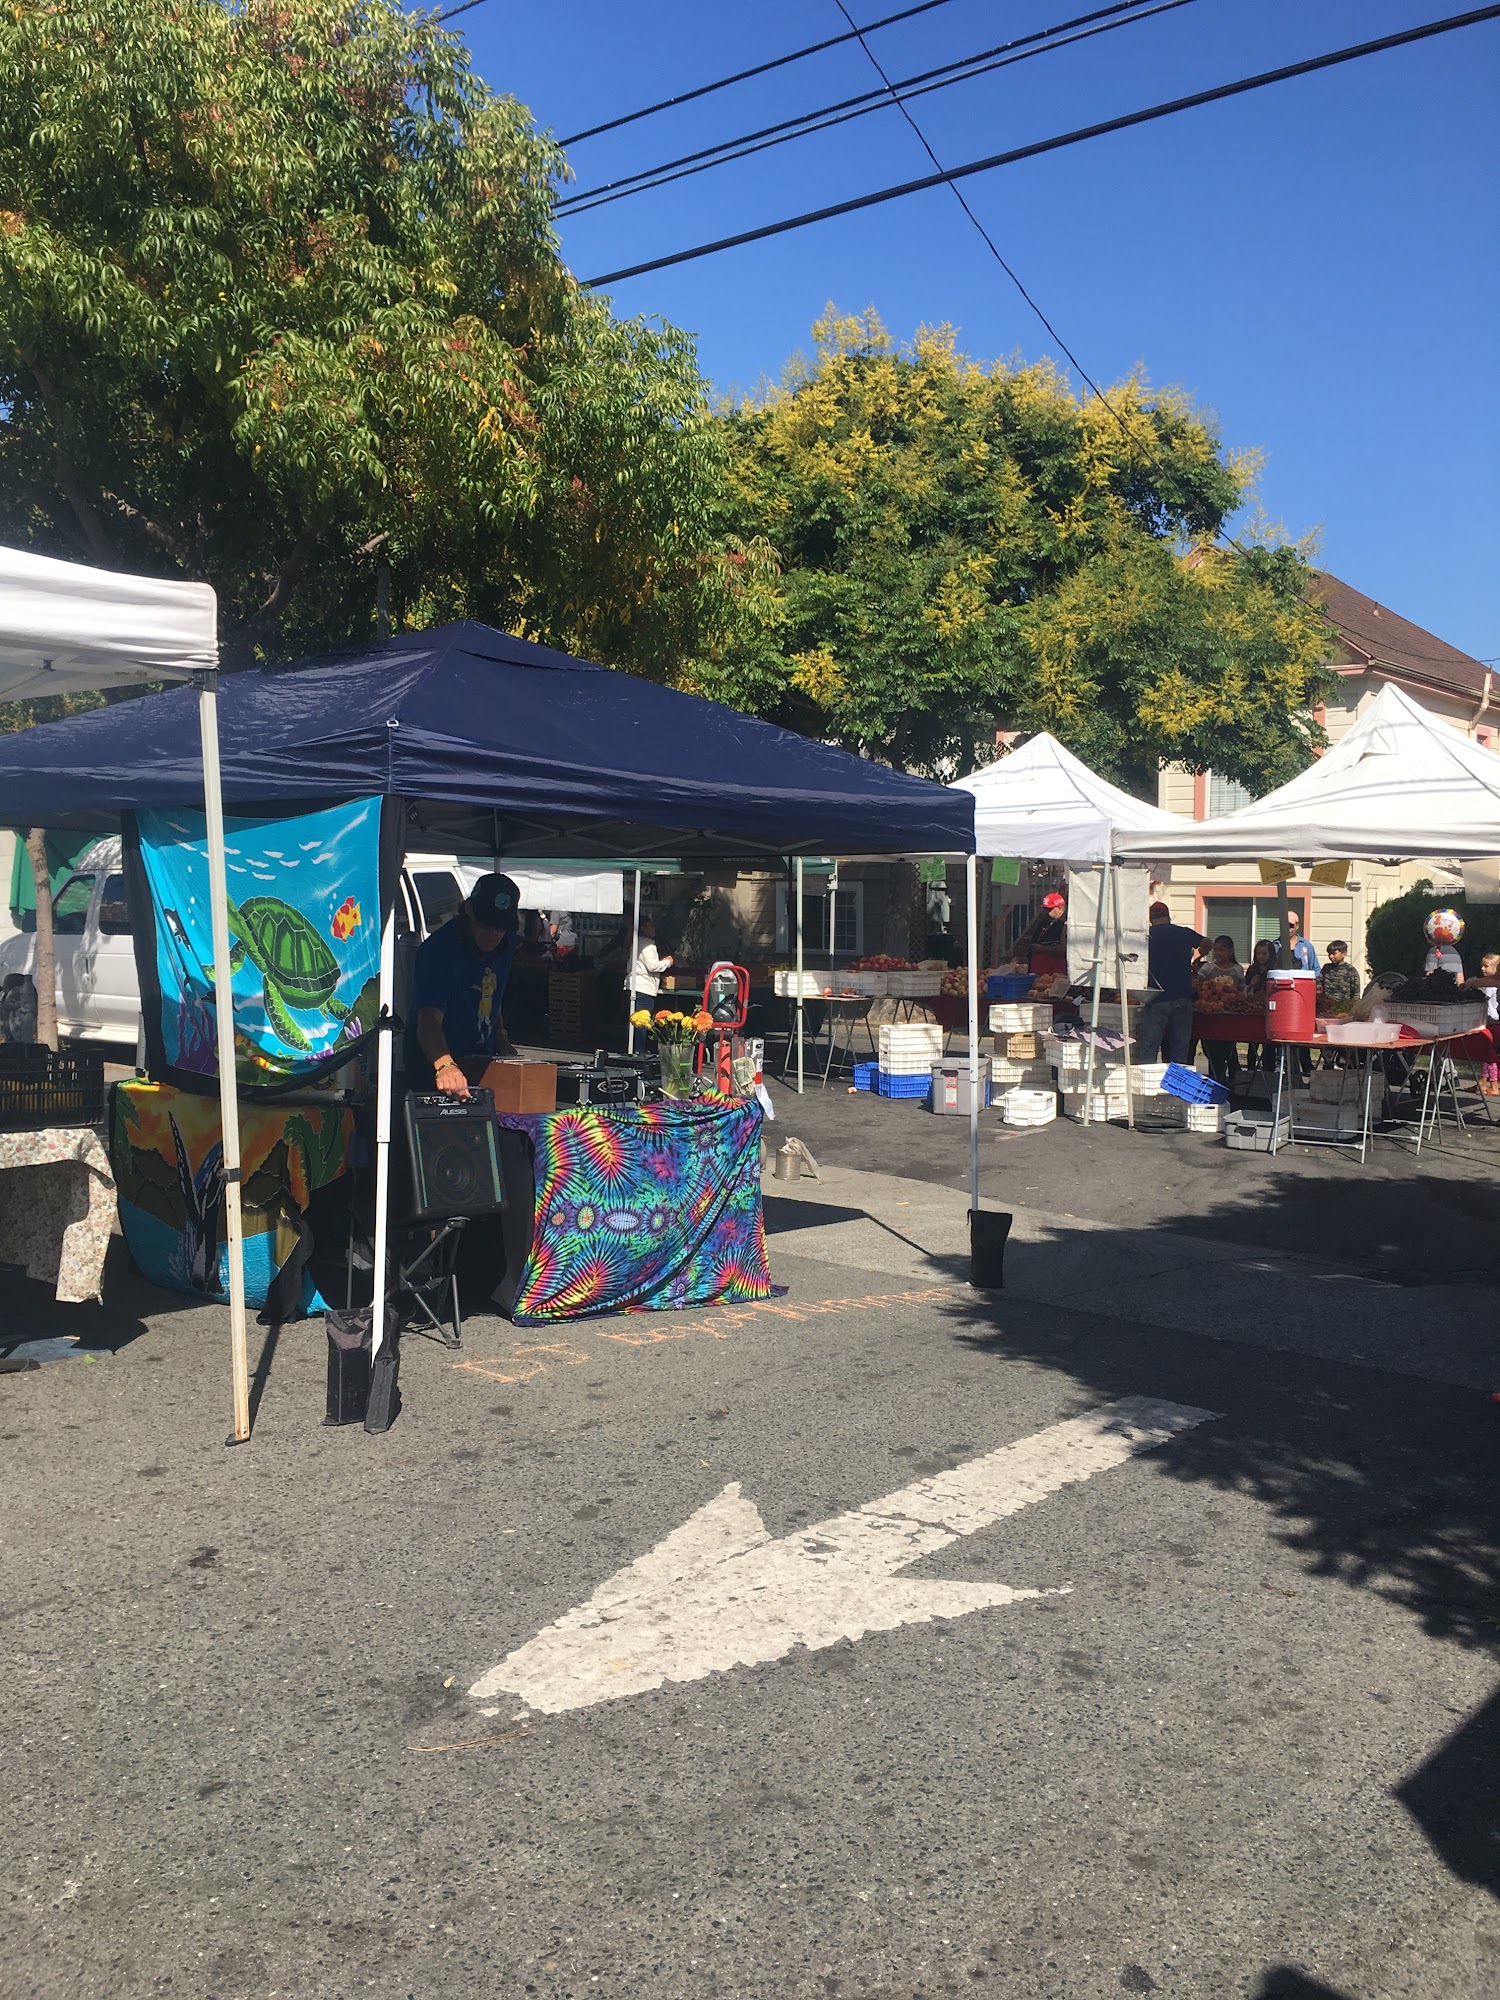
[128, 797, 386, 1087]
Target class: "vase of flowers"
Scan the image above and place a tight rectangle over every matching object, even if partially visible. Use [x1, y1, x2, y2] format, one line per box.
[631, 1006, 712, 1098]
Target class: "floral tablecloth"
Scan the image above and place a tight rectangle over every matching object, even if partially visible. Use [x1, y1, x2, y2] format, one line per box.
[0, 1124, 116, 1303]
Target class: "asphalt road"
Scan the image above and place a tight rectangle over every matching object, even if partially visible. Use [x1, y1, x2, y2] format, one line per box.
[4, 1185, 1498, 2000]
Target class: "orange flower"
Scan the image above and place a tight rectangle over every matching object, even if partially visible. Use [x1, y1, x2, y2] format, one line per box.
[691, 1010, 713, 1033]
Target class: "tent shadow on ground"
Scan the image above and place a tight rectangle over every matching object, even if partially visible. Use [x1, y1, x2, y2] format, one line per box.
[1396, 1681, 1500, 1901]
[1250, 1972, 1357, 1999]
[938, 1280, 1500, 1660]
[1136, 1156, 1500, 1288]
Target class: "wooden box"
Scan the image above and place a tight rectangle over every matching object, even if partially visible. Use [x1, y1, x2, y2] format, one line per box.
[469, 1059, 557, 1114]
[1001, 1031, 1039, 1060]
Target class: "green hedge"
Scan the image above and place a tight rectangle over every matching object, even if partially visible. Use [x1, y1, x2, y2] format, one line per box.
[1364, 882, 1500, 977]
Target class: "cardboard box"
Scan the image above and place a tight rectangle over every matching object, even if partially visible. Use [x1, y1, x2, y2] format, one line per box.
[469, 1059, 557, 1114]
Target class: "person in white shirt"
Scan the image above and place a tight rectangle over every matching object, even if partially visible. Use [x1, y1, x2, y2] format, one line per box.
[627, 915, 674, 1016]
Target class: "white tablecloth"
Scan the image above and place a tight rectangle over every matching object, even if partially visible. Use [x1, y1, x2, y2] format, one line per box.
[0, 1125, 116, 1302]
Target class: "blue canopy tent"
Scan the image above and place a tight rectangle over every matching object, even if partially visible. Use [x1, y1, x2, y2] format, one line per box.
[0, 621, 971, 857]
[0, 621, 975, 1418]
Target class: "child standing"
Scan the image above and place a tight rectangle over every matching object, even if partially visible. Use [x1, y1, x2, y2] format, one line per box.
[1476, 951, 1500, 1095]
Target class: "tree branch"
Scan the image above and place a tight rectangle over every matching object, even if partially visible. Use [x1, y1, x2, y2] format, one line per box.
[100, 488, 203, 574]
[19, 348, 120, 570]
[246, 519, 323, 633]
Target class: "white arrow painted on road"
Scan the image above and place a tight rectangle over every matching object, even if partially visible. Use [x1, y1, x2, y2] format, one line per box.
[471, 1396, 1216, 1715]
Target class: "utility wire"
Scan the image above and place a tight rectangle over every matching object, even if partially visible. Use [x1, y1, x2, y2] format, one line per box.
[557, 1, 1184, 218]
[583, 6, 1500, 287]
[829, 0, 1113, 413]
[829, 0, 1249, 556]
[559, 0, 961, 146]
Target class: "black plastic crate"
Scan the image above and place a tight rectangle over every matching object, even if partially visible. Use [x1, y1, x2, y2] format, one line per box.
[0, 1046, 106, 1129]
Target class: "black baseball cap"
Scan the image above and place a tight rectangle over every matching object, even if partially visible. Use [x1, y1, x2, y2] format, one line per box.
[468, 873, 520, 931]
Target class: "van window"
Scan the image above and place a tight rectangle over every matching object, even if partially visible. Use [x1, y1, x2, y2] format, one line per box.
[53, 874, 94, 935]
[98, 875, 131, 935]
[413, 871, 465, 932]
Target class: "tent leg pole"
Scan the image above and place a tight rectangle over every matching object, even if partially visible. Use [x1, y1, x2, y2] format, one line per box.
[966, 854, 981, 1217]
[627, 870, 642, 1055]
[1113, 861, 1135, 1129]
[1082, 864, 1107, 1119]
[795, 856, 805, 1096]
[369, 903, 396, 1365]
[197, 674, 249, 1445]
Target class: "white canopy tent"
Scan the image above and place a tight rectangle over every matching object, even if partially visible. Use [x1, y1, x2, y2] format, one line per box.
[951, 729, 1186, 864]
[1113, 683, 1500, 865]
[950, 734, 1186, 1142]
[0, 546, 251, 1441]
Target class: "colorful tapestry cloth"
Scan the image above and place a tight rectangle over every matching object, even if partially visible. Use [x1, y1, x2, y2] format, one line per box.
[133, 797, 384, 1086]
[0, 1124, 116, 1303]
[495, 1093, 772, 1324]
[111, 1082, 350, 1315]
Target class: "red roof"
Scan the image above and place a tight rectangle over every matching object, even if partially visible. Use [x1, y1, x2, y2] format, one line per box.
[1314, 571, 1491, 700]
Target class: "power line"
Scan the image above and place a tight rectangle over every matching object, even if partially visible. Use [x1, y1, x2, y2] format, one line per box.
[829, 0, 1111, 412]
[558, 0, 960, 147]
[829, 0, 1250, 559]
[583, 7, 1500, 287]
[557, 1, 1184, 218]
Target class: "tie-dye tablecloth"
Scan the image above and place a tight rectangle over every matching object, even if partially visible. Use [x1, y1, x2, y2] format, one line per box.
[493, 1094, 772, 1323]
[0, 1124, 116, 1303]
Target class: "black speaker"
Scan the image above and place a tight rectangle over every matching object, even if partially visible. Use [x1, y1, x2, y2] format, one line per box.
[400, 1089, 504, 1221]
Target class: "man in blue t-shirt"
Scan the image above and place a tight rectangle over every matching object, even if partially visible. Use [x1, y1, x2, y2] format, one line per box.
[1136, 901, 1209, 1065]
[406, 873, 521, 1096]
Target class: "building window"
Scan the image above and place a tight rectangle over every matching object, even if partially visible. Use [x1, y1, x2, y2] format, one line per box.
[1208, 772, 1254, 817]
[775, 882, 864, 957]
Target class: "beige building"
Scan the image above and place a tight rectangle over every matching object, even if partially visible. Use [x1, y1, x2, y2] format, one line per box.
[1154, 573, 1495, 971]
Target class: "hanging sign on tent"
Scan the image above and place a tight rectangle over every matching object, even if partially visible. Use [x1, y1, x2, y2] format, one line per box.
[990, 858, 1022, 884]
[131, 797, 385, 1085]
[1307, 860, 1351, 887]
[1256, 859, 1298, 884]
[918, 858, 948, 885]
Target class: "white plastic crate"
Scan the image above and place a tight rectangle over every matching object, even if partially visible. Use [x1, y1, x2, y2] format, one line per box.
[1043, 1036, 1086, 1071]
[880, 1052, 943, 1075]
[774, 970, 826, 997]
[1064, 1088, 1129, 1124]
[1126, 1062, 1171, 1093]
[839, 970, 888, 996]
[887, 970, 943, 997]
[1183, 1101, 1223, 1133]
[1000, 1088, 1057, 1126]
[991, 1057, 1052, 1087]
[989, 1002, 1051, 1033]
[879, 1022, 943, 1057]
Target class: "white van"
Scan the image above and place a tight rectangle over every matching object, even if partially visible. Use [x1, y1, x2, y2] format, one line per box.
[0, 837, 139, 1043]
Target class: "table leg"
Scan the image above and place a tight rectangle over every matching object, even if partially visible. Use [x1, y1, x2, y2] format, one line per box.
[1270, 1044, 1287, 1154]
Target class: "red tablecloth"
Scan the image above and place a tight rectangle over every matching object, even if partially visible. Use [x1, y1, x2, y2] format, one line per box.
[1193, 1011, 1267, 1043]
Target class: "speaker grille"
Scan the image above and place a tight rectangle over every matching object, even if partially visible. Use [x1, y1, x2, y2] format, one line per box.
[401, 1092, 504, 1220]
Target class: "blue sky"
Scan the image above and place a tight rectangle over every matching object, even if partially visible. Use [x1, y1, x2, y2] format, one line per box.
[465, 1, 1500, 663]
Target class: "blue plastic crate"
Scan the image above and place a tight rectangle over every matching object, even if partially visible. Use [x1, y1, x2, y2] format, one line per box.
[852, 1061, 878, 1092]
[1161, 1062, 1229, 1106]
[875, 1068, 933, 1100]
[986, 973, 1034, 1001]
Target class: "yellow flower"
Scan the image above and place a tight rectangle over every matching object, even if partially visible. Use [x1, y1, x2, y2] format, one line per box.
[629, 1009, 652, 1027]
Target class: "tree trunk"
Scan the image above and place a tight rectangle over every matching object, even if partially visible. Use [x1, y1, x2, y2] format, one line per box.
[26, 828, 58, 1050]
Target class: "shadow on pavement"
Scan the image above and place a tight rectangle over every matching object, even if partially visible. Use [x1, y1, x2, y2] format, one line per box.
[943, 1289, 1500, 1660]
[1397, 1681, 1500, 1901]
[1142, 1166, 1500, 1289]
[1251, 1971, 1355, 1998]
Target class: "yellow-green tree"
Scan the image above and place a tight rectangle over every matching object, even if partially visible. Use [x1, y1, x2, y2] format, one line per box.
[708, 309, 1336, 792]
[0, 0, 757, 671]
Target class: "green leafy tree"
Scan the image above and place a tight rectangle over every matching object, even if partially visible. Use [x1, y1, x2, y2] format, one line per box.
[0, 0, 756, 669]
[1366, 884, 1499, 979]
[706, 309, 1336, 792]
